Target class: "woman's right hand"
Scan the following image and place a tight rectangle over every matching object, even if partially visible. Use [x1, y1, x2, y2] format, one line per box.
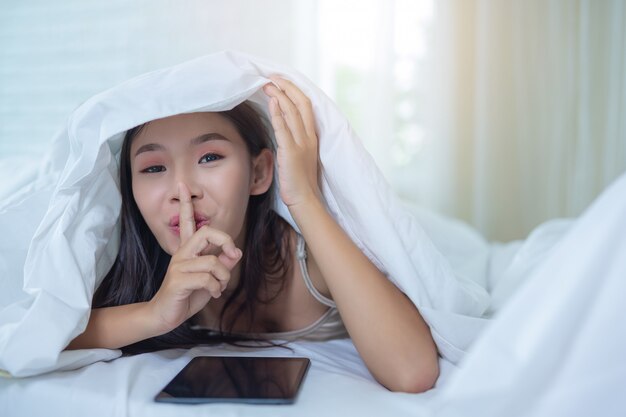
[148, 183, 242, 334]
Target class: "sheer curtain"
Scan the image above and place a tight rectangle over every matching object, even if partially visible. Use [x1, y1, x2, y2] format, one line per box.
[0, 0, 317, 157]
[2, 1, 625, 241]
[315, 0, 439, 212]
[424, 0, 626, 240]
[315, 0, 626, 241]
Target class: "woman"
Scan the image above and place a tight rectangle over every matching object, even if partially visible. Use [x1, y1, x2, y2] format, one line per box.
[67, 77, 439, 393]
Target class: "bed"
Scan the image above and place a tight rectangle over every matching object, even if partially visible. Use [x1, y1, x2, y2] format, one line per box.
[3, 161, 625, 417]
[1, 51, 625, 416]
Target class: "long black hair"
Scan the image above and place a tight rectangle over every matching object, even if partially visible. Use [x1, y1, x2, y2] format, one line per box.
[93, 101, 292, 353]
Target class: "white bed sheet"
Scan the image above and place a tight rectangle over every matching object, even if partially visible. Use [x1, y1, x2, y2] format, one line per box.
[0, 339, 453, 417]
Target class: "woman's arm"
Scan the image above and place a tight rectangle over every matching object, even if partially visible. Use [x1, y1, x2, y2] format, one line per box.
[293, 197, 439, 393]
[66, 302, 162, 350]
[264, 78, 439, 393]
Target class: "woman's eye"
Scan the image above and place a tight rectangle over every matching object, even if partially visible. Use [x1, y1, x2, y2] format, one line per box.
[141, 165, 165, 173]
[199, 153, 222, 164]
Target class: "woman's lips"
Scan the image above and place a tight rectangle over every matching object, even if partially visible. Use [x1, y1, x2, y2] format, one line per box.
[195, 219, 210, 228]
[169, 214, 210, 235]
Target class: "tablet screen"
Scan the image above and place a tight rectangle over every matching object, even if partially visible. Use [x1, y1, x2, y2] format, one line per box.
[154, 356, 311, 404]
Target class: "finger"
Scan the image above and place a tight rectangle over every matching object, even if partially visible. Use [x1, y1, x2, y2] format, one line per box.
[180, 256, 230, 285]
[217, 250, 242, 272]
[180, 225, 242, 264]
[183, 272, 224, 299]
[269, 76, 316, 140]
[268, 97, 295, 151]
[264, 83, 308, 147]
[178, 182, 196, 244]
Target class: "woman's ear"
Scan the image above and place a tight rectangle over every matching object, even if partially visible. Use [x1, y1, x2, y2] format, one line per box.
[249, 149, 274, 196]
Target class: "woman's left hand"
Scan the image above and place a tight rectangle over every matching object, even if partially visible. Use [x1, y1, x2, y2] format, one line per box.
[263, 77, 321, 210]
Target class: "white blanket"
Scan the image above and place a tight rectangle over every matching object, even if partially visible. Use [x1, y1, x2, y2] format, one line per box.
[434, 171, 626, 417]
[0, 51, 489, 377]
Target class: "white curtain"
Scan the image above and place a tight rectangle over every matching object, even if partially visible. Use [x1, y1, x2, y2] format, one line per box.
[0, 0, 317, 157]
[423, 0, 626, 240]
[2, 1, 625, 242]
[315, 0, 439, 219]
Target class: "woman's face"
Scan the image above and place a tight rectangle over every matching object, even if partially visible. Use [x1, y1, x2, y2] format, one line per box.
[130, 112, 272, 255]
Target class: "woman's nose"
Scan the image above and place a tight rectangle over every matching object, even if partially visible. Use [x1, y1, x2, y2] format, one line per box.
[172, 175, 203, 202]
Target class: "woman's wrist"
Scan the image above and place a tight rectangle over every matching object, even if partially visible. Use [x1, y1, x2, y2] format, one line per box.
[288, 194, 328, 231]
[287, 194, 326, 221]
[142, 300, 173, 338]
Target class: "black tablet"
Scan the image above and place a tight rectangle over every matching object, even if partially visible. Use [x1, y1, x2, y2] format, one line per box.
[154, 356, 311, 405]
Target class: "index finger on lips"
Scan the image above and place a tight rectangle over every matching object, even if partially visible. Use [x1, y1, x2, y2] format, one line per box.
[269, 77, 316, 141]
[178, 182, 196, 244]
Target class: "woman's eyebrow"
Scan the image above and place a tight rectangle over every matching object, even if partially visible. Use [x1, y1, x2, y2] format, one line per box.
[190, 132, 231, 147]
[134, 133, 231, 157]
[134, 143, 164, 157]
